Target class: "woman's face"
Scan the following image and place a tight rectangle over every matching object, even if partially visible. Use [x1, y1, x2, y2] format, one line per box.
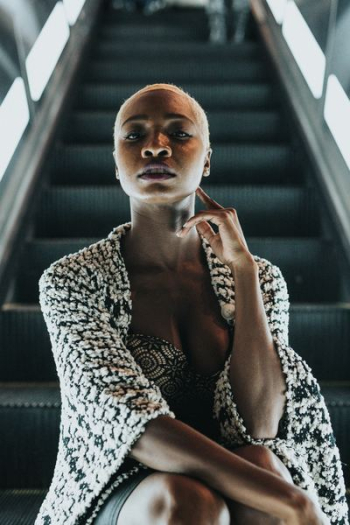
[113, 89, 211, 204]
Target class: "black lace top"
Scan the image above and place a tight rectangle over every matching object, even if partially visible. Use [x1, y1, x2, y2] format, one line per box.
[126, 330, 230, 442]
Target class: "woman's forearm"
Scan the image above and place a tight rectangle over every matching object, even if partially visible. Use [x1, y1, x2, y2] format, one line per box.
[129, 415, 303, 521]
[228, 259, 286, 438]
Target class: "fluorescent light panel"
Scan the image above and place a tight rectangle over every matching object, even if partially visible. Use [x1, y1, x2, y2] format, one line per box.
[63, 0, 86, 26]
[266, 0, 288, 24]
[0, 78, 30, 183]
[324, 75, 350, 171]
[282, 1, 326, 99]
[26, 2, 70, 102]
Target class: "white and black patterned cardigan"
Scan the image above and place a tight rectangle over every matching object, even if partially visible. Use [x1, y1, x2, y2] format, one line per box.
[35, 221, 349, 525]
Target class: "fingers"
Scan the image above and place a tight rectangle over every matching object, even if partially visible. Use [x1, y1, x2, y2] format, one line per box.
[196, 186, 223, 209]
[195, 220, 217, 243]
[176, 210, 226, 237]
[195, 187, 248, 246]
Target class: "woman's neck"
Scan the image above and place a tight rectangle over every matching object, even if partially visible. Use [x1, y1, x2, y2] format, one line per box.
[120, 217, 203, 273]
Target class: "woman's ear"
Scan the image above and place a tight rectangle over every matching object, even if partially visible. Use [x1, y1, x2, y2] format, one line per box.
[203, 147, 212, 176]
[113, 152, 119, 180]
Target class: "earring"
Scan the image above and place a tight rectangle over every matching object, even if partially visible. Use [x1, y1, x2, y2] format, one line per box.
[115, 169, 119, 180]
[203, 169, 210, 177]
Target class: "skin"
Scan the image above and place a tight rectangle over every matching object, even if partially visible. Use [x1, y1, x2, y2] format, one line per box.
[112, 88, 329, 524]
[113, 88, 212, 273]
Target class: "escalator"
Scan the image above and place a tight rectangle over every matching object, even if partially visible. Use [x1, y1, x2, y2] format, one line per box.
[0, 3, 349, 523]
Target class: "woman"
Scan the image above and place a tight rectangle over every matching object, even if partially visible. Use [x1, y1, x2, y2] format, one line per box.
[206, 0, 251, 43]
[112, 0, 168, 15]
[35, 83, 348, 525]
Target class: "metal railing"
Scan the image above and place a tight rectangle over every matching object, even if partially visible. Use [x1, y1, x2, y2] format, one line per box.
[251, 0, 350, 266]
[0, 0, 103, 302]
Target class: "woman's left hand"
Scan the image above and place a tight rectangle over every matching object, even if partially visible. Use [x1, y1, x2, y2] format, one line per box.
[176, 186, 256, 269]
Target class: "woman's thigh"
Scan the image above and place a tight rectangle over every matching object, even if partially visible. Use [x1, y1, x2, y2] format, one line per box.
[94, 469, 152, 525]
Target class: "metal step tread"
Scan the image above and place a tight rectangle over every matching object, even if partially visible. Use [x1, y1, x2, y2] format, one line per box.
[50, 144, 301, 185]
[92, 40, 261, 57]
[85, 60, 269, 82]
[63, 109, 287, 144]
[75, 82, 279, 111]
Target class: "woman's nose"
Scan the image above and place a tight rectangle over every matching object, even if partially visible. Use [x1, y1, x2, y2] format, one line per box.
[141, 134, 172, 157]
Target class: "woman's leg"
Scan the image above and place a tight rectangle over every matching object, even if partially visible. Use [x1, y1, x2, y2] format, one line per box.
[206, 0, 228, 43]
[229, 0, 250, 42]
[94, 469, 151, 525]
[97, 445, 293, 525]
[117, 470, 231, 524]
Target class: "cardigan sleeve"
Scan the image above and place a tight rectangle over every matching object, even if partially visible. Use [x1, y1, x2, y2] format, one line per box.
[36, 259, 176, 524]
[212, 259, 295, 448]
[212, 259, 349, 524]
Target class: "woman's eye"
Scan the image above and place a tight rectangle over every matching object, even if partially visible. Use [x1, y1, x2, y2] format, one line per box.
[124, 130, 191, 141]
[173, 130, 191, 138]
[125, 132, 141, 140]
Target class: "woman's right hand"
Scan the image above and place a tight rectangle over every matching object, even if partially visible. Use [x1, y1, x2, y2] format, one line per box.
[284, 490, 331, 525]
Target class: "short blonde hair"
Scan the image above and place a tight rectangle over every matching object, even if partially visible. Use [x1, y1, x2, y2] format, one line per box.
[113, 83, 211, 152]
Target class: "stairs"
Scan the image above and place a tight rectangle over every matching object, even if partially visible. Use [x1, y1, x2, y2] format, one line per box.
[0, 3, 349, 522]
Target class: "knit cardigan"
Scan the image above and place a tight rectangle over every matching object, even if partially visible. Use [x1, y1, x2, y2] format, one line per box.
[35, 221, 349, 525]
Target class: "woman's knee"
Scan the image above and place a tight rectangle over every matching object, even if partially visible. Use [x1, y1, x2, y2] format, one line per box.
[116, 470, 229, 525]
[162, 473, 231, 524]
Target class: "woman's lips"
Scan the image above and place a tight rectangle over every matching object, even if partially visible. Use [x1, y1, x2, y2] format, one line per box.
[139, 173, 175, 180]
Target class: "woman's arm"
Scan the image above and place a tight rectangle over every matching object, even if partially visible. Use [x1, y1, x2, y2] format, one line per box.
[227, 258, 287, 438]
[178, 188, 287, 438]
[129, 414, 324, 524]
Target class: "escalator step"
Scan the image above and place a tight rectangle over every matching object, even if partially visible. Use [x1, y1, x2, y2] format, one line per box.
[100, 7, 209, 25]
[0, 382, 348, 487]
[0, 307, 55, 381]
[63, 110, 287, 144]
[85, 59, 269, 82]
[34, 185, 320, 238]
[51, 144, 299, 185]
[11, 237, 340, 304]
[98, 23, 208, 40]
[92, 41, 261, 60]
[0, 489, 47, 524]
[0, 383, 60, 489]
[76, 83, 278, 111]
[1, 304, 348, 381]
